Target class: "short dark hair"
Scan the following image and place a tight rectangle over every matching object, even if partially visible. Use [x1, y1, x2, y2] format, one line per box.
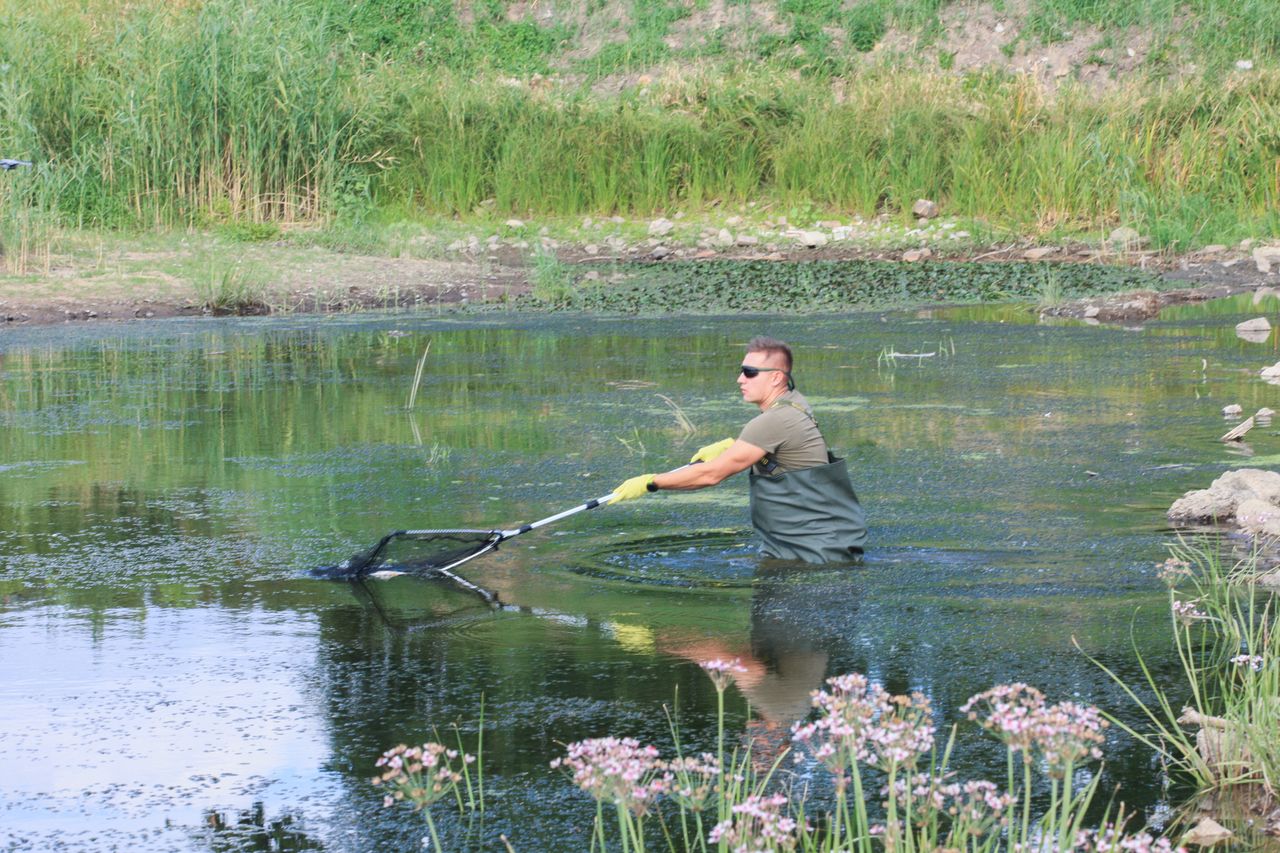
[746, 336, 792, 371]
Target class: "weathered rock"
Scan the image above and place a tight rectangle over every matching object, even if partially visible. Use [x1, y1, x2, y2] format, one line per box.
[1023, 247, 1058, 260]
[1258, 407, 1276, 420]
[1253, 246, 1280, 273]
[650, 245, 671, 259]
[1236, 318, 1271, 333]
[584, 244, 600, 255]
[1223, 404, 1244, 416]
[1254, 286, 1280, 304]
[1107, 227, 1146, 249]
[648, 218, 675, 237]
[1183, 817, 1233, 847]
[1201, 244, 1227, 254]
[903, 248, 933, 262]
[1168, 469, 1280, 523]
[735, 235, 759, 247]
[911, 199, 939, 219]
[797, 231, 828, 248]
[1235, 497, 1280, 536]
[714, 229, 734, 247]
[505, 218, 524, 229]
[1259, 569, 1280, 589]
[1261, 361, 1280, 379]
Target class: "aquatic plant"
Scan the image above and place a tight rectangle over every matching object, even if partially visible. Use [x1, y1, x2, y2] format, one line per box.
[377, 661, 1182, 852]
[371, 741, 476, 852]
[1090, 539, 1280, 833]
[518, 260, 1162, 315]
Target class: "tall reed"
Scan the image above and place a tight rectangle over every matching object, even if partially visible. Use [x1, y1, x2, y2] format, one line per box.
[2, 1, 1278, 247]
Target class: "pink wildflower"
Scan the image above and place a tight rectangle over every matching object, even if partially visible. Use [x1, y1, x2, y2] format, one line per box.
[1156, 558, 1192, 586]
[791, 673, 891, 780]
[707, 793, 801, 852]
[664, 753, 720, 813]
[1231, 654, 1265, 672]
[550, 737, 671, 816]
[1033, 700, 1108, 777]
[863, 691, 935, 771]
[700, 658, 749, 692]
[961, 684, 1047, 755]
[1171, 600, 1208, 623]
[880, 773, 1013, 833]
[371, 742, 474, 810]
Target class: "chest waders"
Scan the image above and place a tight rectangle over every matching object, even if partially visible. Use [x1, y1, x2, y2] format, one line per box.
[749, 454, 867, 564]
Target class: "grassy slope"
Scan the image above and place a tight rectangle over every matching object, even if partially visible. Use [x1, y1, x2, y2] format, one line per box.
[0, 0, 1277, 268]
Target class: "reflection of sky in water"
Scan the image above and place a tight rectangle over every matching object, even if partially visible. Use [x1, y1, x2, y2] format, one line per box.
[1, 301, 1277, 849]
[0, 607, 338, 849]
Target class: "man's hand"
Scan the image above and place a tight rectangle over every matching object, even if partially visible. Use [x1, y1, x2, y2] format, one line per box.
[689, 437, 735, 464]
[610, 473, 656, 503]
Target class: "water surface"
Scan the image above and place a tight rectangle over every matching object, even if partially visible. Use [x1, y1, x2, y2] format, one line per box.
[1, 303, 1272, 850]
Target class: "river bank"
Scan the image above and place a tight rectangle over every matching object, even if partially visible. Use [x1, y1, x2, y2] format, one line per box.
[1, 226, 1276, 327]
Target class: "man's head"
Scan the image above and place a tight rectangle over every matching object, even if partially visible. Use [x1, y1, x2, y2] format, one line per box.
[738, 336, 794, 404]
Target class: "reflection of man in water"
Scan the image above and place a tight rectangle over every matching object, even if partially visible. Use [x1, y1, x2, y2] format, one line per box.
[611, 336, 866, 563]
[659, 565, 858, 767]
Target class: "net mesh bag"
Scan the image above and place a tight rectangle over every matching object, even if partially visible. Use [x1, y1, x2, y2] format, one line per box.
[315, 530, 500, 579]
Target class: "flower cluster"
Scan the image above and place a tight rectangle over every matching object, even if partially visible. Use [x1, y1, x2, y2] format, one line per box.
[708, 793, 801, 853]
[1231, 653, 1265, 672]
[960, 684, 1048, 754]
[550, 737, 671, 816]
[700, 658, 748, 693]
[1156, 558, 1192, 586]
[791, 675, 936, 777]
[790, 673, 889, 778]
[864, 692, 935, 771]
[1077, 825, 1186, 853]
[1033, 700, 1108, 776]
[664, 753, 721, 813]
[1171, 600, 1208, 624]
[961, 685, 1107, 775]
[371, 742, 474, 810]
[882, 773, 1014, 832]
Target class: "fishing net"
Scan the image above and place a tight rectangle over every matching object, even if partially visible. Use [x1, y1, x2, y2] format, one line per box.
[314, 529, 501, 580]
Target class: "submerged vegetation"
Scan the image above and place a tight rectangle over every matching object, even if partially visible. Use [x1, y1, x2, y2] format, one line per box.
[0, 0, 1278, 268]
[516, 259, 1162, 313]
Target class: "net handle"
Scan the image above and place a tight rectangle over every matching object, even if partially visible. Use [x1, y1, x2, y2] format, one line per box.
[498, 463, 694, 540]
[499, 492, 617, 539]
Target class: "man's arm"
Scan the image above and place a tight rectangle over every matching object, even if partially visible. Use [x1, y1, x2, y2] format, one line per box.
[652, 440, 765, 490]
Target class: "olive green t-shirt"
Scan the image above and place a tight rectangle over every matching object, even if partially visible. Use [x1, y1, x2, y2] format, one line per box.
[737, 390, 829, 475]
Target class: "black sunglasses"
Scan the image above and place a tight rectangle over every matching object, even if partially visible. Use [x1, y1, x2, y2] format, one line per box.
[739, 365, 795, 389]
[739, 365, 785, 379]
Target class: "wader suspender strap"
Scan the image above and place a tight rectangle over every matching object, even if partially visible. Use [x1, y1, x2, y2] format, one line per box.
[758, 399, 818, 475]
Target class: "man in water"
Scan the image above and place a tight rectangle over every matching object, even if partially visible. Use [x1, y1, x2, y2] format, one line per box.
[611, 336, 866, 563]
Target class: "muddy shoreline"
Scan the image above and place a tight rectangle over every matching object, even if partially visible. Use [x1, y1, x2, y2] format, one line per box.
[1, 241, 1274, 327]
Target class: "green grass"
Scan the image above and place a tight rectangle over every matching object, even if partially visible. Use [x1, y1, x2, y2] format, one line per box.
[1, 0, 1278, 251]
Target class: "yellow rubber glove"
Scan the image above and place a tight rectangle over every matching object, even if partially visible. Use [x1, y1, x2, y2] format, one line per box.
[689, 437, 735, 464]
[610, 473, 656, 503]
